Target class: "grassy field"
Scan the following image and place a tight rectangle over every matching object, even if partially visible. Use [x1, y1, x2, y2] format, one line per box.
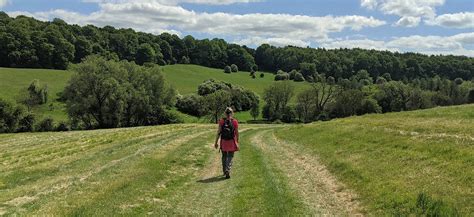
[161, 64, 309, 97]
[0, 104, 472, 215]
[0, 65, 308, 123]
[276, 104, 474, 216]
[0, 67, 72, 121]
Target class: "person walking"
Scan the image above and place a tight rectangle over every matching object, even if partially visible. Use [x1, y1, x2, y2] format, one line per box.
[214, 107, 239, 179]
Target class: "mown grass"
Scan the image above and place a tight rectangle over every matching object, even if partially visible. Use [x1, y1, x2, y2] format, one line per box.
[1, 125, 218, 215]
[0, 123, 309, 215]
[230, 128, 307, 216]
[1, 105, 472, 215]
[274, 104, 474, 216]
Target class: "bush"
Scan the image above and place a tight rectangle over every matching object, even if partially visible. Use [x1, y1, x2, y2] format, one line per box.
[274, 71, 290, 81]
[196, 80, 258, 112]
[17, 113, 36, 132]
[338, 78, 352, 89]
[154, 109, 184, 124]
[28, 79, 48, 105]
[262, 103, 274, 121]
[36, 117, 55, 132]
[454, 78, 463, 85]
[299, 62, 317, 78]
[359, 98, 382, 114]
[231, 64, 239, 72]
[197, 79, 232, 96]
[294, 72, 305, 82]
[376, 77, 387, 84]
[327, 76, 336, 85]
[252, 65, 258, 72]
[406, 89, 433, 110]
[0, 99, 24, 133]
[316, 113, 330, 121]
[18, 80, 49, 109]
[432, 92, 452, 106]
[230, 88, 259, 111]
[382, 73, 392, 81]
[281, 106, 296, 123]
[55, 121, 70, 131]
[272, 119, 283, 124]
[224, 65, 231, 73]
[250, 103, 259, 120]
[176, 94, 206, 117]
[289, 70, 298, 80]
[468, 89, 474, 103]
[332, 89, 364, 117]
[360, 78, 372, 86]
[180, 56, 191, 64]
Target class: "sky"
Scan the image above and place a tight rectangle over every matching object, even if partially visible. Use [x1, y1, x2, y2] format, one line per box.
[1, 0, 473, 56]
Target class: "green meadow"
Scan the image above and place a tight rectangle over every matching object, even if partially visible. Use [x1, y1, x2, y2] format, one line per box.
[0, 65, 308, 123]
[0, 105, 472, 215]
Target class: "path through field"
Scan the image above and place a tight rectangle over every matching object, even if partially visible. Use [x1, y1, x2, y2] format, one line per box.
[0, 124, 362, 216]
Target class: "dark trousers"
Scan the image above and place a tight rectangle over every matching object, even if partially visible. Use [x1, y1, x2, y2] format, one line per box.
[221, 151, 234, 174]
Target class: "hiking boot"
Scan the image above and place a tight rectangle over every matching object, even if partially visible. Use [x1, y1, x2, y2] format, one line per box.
[225, 171, 230, 179]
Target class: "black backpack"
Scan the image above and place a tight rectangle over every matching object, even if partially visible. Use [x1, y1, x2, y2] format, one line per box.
[220, 118, 235, 140]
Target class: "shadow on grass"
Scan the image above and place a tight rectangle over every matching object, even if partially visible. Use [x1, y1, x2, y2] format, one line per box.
[197, 176, 226, 184]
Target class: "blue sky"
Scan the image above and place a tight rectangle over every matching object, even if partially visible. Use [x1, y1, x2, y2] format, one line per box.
[2, 0, 473, 55]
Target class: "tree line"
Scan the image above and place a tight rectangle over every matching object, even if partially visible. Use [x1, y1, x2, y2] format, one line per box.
[262, 74, 474, 123]
[1, 12, 472, 82]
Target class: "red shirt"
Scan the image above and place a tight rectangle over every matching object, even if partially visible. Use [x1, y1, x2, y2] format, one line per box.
[219, 118, 239, 152]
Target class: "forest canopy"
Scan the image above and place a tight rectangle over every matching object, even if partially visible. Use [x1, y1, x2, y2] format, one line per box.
[0, 12, 472, 82]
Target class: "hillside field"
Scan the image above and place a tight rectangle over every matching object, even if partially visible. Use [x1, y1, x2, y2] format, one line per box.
[0, 65, 308, 123]
[0, 105, 472, 215]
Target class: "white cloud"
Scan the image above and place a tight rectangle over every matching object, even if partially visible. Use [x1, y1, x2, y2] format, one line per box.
[0, 0, 9, 8]
[394, 16, 420, 27]
[8, 1, 385, 44]
[83, 0, 261, 5]
[320, 38, 395, 51]
[360, 0, 377, 10]
[426, 12, 474, 29]
[319, 32, 474, 56]
[177, 0, 261, 4]
[234, 37, 310, 47]
[361, 0, 445, 27]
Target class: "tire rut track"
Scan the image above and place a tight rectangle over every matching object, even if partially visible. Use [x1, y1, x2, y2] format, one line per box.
[169, 127, 258, 216]
[251, 129, 364, 216]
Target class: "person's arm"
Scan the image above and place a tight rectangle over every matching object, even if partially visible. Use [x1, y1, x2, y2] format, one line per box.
[214, 122, 221, 149]
[235, 120, 240, 150]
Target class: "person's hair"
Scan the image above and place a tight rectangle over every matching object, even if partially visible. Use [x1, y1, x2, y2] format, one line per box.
[225, 107, 233, 115]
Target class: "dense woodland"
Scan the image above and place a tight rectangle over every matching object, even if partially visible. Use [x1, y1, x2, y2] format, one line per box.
[1, 12, 473, 81]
